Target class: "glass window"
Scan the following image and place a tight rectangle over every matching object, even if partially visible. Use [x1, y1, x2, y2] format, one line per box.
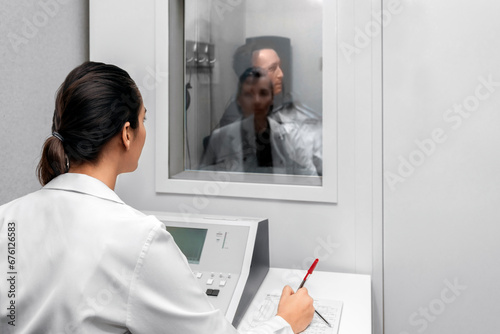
[183, 0, 323, 185]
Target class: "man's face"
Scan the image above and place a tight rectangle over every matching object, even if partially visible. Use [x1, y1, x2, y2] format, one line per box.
[252, 49, 284, 95]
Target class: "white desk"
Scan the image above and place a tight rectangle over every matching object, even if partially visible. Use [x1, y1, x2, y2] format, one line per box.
[238, 268, 371, 334]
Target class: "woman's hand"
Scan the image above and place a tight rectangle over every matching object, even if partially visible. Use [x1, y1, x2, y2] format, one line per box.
[276, 285, 315, 333]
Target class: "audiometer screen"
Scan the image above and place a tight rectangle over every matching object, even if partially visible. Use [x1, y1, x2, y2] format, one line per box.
[166, 226, 208, 264]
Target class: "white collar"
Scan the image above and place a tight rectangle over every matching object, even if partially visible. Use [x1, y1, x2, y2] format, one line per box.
[43, 173, 125, 204]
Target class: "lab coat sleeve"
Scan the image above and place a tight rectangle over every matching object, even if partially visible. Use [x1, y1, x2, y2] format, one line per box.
[126, 220, 293, 334]
[242, 316, 294, 334]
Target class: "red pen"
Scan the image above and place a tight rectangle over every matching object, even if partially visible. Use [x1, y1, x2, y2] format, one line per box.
[297, 258, 332, 327]
[298, 258, 318, 289]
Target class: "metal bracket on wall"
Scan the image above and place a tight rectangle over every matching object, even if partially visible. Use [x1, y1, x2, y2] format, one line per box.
[186, 40, 216, 69]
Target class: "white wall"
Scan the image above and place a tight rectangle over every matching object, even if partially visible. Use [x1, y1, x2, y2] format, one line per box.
[383, 1, 500, 333]
[0, 0, 89, 205]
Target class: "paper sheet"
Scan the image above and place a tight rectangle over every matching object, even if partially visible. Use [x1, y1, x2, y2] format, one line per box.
[244, 294, 343, 334]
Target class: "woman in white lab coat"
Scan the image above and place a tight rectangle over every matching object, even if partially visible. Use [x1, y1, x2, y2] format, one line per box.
[0, 62, 313, 333]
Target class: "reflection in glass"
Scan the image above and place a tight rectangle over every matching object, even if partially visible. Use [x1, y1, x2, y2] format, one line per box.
[184, 0, 323, 180]
[200, 67, 322, 175]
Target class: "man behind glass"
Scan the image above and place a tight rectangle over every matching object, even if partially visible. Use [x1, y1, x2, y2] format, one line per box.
[213, 40, 323, 176]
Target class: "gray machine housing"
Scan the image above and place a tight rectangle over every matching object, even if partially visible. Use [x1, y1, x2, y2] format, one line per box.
[146, 212, 269, 327]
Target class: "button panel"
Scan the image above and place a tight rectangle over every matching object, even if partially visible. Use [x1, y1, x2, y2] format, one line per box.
[194, 271, 233, 298]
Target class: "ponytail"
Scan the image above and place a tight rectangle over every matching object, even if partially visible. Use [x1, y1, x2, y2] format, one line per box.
[37, 135, 68, 186]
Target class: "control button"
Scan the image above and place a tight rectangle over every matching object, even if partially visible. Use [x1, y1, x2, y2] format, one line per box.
[206, 278, 214, 285]
[196, 272, 203, 279]
[219, 273, 223, 278]
[219, 280, 227, 287]
[227, 273, 231, 279]
[211, 272, 215, 277]
[206, 289, 220, 296]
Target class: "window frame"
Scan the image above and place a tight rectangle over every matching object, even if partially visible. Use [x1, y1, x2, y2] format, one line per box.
[155, 0, 338, 203]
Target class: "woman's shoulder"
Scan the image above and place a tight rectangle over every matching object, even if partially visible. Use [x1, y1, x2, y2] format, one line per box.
[0, 189, 43, 216]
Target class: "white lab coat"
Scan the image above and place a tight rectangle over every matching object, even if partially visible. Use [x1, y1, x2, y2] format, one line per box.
[0, 173, 292, 333]
[200, 114, 322, 176]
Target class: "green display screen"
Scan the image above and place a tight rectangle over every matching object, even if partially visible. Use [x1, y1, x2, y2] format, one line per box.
[166, 226, 208, 264]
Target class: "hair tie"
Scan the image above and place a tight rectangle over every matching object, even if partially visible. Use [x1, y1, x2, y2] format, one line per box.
[52, 132, 64, 142]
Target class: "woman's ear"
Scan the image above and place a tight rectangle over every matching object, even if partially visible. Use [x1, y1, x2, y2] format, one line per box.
[121, 121, 132, 151]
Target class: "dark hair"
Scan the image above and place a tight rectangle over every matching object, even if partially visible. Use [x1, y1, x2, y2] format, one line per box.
[37, 61, 142, 186]
[236, 67, 274, 99]
[233, 44, 256, 79]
